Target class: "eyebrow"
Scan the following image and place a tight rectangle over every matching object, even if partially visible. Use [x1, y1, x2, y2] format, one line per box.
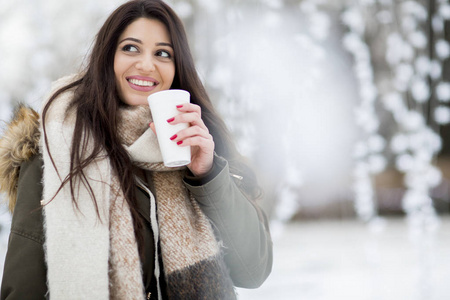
[118, 37, 173, 48]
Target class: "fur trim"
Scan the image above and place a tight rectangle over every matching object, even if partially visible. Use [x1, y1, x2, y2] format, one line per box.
[0, 105, 40, 212]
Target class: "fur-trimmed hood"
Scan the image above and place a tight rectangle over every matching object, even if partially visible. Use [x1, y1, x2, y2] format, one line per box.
[0, 105, 40, 212]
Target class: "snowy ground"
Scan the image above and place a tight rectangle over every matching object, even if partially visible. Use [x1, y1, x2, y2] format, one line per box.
[237, 217, 450, 300]
[1, 216, 450, 299]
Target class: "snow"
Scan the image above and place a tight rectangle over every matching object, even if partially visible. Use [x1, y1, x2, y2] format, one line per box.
[237, 217, 450, 300]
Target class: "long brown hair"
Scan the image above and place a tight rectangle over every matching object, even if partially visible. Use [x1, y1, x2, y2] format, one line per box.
[42, 0, 261, 245]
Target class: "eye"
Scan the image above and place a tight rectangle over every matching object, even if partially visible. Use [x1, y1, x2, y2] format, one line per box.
[122, 44, 138, 52]
[156, 50, 172, 59]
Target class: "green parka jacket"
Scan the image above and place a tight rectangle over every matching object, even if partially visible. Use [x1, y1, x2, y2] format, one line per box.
[0, 107, 273, 299]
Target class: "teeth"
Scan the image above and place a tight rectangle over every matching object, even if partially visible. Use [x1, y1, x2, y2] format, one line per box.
[128, 78, 156, 87]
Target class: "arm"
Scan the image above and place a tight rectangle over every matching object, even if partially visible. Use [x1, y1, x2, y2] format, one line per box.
[1, 155, 47, 300]
[184, 155, 273, 288]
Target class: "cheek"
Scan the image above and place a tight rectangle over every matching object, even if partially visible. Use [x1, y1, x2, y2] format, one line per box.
[113, 53, 131, 79]
[113, 56, 126, 98]
[165, 64, 176, 86]
[113, 56, 122, 81]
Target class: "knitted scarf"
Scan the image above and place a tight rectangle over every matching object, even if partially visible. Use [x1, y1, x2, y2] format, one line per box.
[40, 76, 236, 299]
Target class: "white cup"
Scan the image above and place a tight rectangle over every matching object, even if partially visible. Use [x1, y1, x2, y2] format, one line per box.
[147, 89, 191, 167]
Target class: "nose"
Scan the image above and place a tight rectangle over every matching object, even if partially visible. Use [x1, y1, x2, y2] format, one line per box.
[136, 55, 156, 72]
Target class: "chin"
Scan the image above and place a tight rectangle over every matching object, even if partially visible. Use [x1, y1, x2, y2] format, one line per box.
[123, 96, 150, 106]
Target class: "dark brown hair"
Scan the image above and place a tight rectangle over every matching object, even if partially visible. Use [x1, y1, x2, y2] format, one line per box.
[42, 0, 261, 247]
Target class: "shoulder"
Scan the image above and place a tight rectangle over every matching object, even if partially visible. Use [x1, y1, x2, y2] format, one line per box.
[44, 73, 81, 104]
[11, 154, 45, 244]
[0, 105, 40, 212]
[0, 74, 80, 213]
[40, 73, 82, 122]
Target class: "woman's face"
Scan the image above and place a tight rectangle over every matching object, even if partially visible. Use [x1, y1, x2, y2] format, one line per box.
[114, 18, 175, 106]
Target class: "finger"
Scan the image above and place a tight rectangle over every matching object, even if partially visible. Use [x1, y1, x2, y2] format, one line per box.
[177, 135, 215, 151]
[149, 122, 157, 135]
[176, 103, 201, 118]
[168, 112, 208, 131]
[172, 125, 212, 142]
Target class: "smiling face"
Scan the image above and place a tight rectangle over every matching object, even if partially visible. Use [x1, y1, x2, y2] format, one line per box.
[114, 18, 176, 106]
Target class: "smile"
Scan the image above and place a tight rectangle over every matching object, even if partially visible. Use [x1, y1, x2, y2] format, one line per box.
[126, 76, 159, 92]
[127, 78, 156, 87]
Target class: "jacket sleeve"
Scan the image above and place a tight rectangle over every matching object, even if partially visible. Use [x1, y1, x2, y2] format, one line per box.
[1, 155, 47, 300]
[183, 155, 273, 288]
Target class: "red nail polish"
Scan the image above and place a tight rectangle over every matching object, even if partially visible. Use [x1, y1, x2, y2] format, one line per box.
[177, 141, 183, 145]
[170, 134, 177, 140]
[176, 105, 183, 108]
[167, 117, 175, 123]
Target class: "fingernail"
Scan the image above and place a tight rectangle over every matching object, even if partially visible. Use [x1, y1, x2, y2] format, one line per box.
[177, 141, 183, 145]
[167, 117, 175, 123]
[176, 105, 183, 108]
[170, 134, 177, 140]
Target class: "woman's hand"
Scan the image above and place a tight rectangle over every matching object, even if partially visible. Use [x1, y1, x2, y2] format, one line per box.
[149, 103, 214, 176]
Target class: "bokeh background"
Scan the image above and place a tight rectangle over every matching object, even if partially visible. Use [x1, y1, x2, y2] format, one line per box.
[1, 0, 450, 299]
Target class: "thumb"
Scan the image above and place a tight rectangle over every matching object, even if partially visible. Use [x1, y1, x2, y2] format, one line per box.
[149, 122, 157, 135]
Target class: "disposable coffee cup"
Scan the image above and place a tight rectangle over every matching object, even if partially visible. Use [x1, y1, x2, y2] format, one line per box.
[147, 89, 191, 167]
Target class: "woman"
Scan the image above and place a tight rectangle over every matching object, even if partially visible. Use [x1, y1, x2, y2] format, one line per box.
[0, 0, 272, 299]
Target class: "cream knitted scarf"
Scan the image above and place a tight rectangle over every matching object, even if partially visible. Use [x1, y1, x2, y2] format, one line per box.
[40, 76, 236, 299]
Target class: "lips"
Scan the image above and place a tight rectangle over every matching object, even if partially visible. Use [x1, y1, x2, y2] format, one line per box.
[126, 75, 159, 92]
